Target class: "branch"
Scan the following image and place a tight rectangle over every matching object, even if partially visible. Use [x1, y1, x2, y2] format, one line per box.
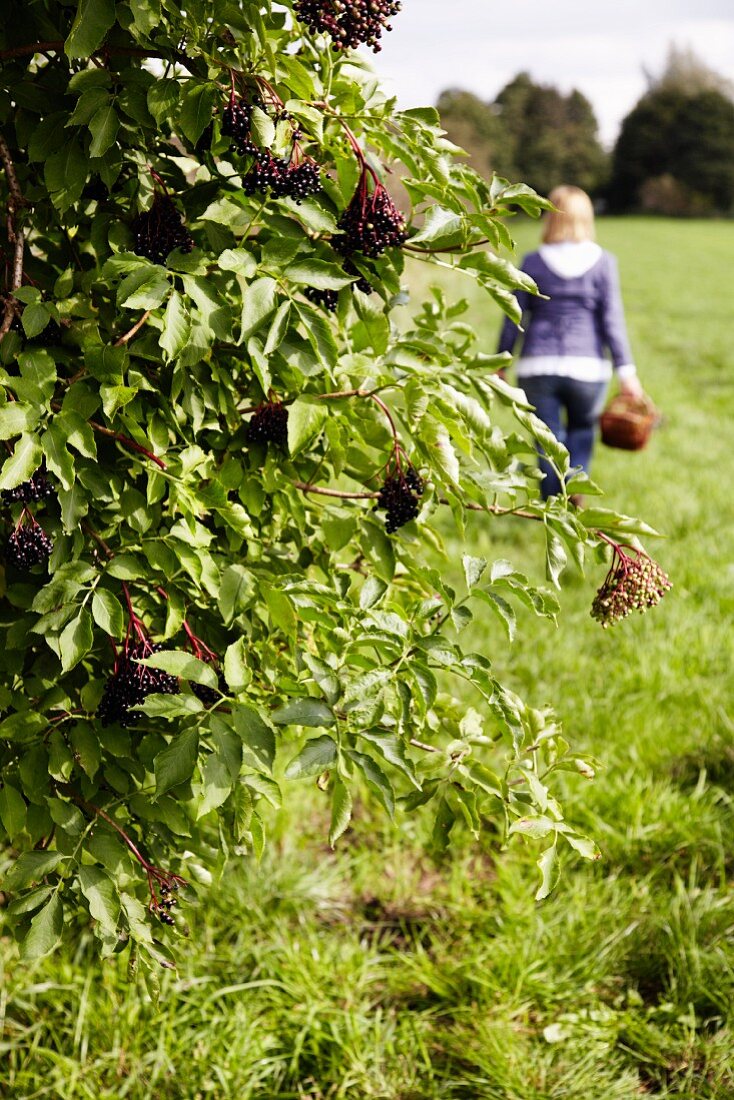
[0, 131, 28, 338]
[114, 309, 152, 347]
[87, 417, 167, 469]
[293, 480, 378, 500]
[81, 522, 115, 560]
[0, 41, 196, 74]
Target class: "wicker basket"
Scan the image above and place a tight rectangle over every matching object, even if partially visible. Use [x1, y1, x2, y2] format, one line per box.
[600, 393, 658, 451]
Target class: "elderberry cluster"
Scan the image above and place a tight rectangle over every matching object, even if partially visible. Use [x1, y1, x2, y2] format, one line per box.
[222, 95, 263, 156]
[97, 641, 180, 727]
[242, 152, 323, 203]
[294, 0, 401, 52]
[154, 882, 179, 926]
[305, 286, 338, 312]
[131, 194, 194, 265]
[336, 180, 407, 259]
[2, 473, 55, 504]
[246, 402, 289, 449]
[6, 523, 53, 570]
[377, 467, 424, 534]
[344, 260, 374, 295]
[192, 670, 228, 708]
[591, 550, 672, 628]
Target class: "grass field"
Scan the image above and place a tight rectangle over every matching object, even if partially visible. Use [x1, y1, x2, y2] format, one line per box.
[2, 218, 734, 1099]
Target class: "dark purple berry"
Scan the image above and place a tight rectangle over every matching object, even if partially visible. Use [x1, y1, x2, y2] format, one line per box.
[97, 640, 180, 727]
[304, 286, 338, 312]
[5, 522, 53, 570]
[2, 472, 55, 505]
[376, 467, 424, 534]
[192, 671, 228, 707]
[294, 0, 401, 52]
[336, 172, 407, 259]
[131, 194, 194, 266]
[246, 402, 289, 449]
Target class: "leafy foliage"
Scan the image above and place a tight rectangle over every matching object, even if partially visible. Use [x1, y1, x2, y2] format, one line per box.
[0, 0, 660, 973]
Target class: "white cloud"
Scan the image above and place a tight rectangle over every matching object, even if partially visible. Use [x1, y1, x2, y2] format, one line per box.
[369, 4, 734, 146]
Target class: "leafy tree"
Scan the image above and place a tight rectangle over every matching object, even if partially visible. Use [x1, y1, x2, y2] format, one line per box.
[0, 1, 667, 975]
[609, 54, 734, 214]
[438, 74, 608, 196]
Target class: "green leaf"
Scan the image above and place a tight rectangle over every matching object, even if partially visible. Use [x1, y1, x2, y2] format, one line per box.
[21, 304, 51, 339]
[285, 259, 353, 290]
[59, 609, 94, 672]
[65, 0, 116, 59]
[545, 525, 568, 589]
[249, 106, 275, 148]
[22, 893, 63, 960]
[230, 706, 276, 772]
[79, 865, 120, 934]
[45, 140, 88, 211]
[535, 842, 559, 901]
[284, 735, 338, 779]
[139, 649, 217, 688]
[178, 83, 219, 145]
[159, 291, 191, 362]
[287, 397, 328, 457]
[88, 104, 120, 157]
[217, 248, 258, 277]
[223, 638, 248, 693]
[196, 751, 234, 819]
[3, 851, 65, 891]
[42, 422, 74, 490]
[0, 783, 27, 839]
[263, 300, 291, 356]
[328, 778, 352, 847]
[0, 403, 39, 440]
[119, 267, 170, 310]
[154, 727, 200, 795]
[509, 815, 556, 839]
[91, 589, 125, 640]
[273, 699, 336, 728]
[347, 750, 394, 817]
[70, 722, 102, 780]
[147, 79, 180, 125]
[240, 278, 278, 343]
[463, 554, 488, 589]
[0, 433, 43, 491]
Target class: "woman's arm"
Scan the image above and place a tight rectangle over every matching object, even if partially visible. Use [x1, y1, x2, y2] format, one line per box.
[599, 254, 641, 394]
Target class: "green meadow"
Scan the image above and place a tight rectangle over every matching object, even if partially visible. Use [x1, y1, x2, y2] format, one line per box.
[2, 218, 734, 1099]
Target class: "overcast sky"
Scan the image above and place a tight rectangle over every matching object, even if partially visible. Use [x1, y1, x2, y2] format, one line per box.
[370, 0, 734, 146]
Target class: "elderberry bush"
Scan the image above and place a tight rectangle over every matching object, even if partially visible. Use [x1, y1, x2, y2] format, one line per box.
[294, 0, 401, 52]
[5, 523, 53, 570]
[377, 468, 424, 534]
[246, 402, 289, 448]
[2, 472, 55, 505]
[131, 194, 194, 265]
[97, 641, 180, 727]
[336, 176, 407, 259]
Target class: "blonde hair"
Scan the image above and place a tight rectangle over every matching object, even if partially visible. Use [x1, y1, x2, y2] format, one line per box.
[542, 185, 595, 243]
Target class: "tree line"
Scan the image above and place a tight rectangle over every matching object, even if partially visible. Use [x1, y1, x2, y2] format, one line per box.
[437, 46, 734, 216]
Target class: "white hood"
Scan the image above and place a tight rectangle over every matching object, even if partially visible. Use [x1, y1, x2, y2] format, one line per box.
[539, 241, 602, 279]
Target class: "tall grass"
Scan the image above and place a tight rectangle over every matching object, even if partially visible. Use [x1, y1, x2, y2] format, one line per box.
[2, 219, 734, 1099]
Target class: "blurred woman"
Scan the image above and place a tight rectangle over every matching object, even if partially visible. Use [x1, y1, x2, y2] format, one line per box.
[497, 185, 642, 500]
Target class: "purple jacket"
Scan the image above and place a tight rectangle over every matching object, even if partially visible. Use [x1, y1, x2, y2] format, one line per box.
[497, 246, 634, 370]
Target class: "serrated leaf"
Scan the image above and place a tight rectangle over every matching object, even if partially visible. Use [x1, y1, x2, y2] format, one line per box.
[0, 783, 26, 838]
[79, 866, 120, 934]
[65, 0, 116, 59]
[178, 83, 219, 145]
[285, 259, 353, 290]
[41, 422, 74, 490]
[3, 851, 65, 891]
[59, 609, 94, 673]
[0, 403, 39, 440]
[147, 79, 180, 125]
[286, 398, 327, 457]
[328, 778, 352, 847]
[139, 649, 216, 688]
[91, 589, 124, 640]
[22, 893, 63, 960]
[239, 277, 277, 342]
[0, 434, 43, 491]
[249, 106, 275, 148]
[284, 734, 337, 779]
[230, 706, 276, 772]
[273, 699, 335, 728]
[223, 638, 248, 693]
[21, 304, 51, 339]
[463, 554, 488, 589]
[154, 727, 199, 795]
[535, 842, 559, 901]
[88, 104, 119, 157]
[159, 292, 190, 362]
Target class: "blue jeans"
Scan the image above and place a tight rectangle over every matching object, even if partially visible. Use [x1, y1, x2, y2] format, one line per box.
[520, 376, 608, 498]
